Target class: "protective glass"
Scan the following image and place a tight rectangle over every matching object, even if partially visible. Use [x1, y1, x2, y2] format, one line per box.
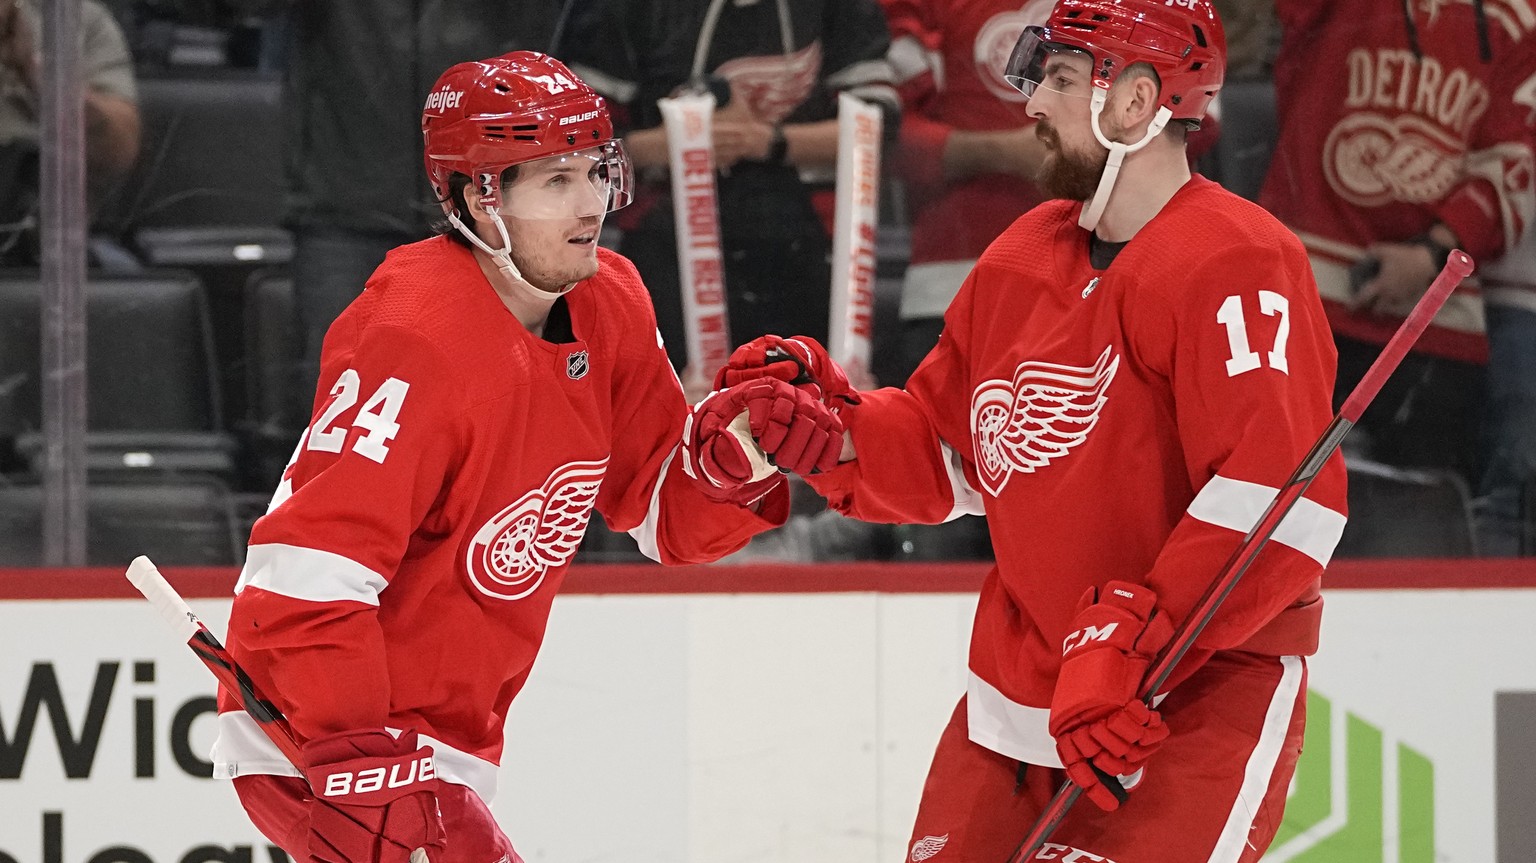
[1004, 27, 1104, 99]
[499, 141, 634, 220]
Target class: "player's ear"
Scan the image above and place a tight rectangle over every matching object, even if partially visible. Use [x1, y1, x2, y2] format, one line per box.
[463, 184, 491, 225]
[1109, 67, 1160, 135]
[1127, 74, 1161, 130]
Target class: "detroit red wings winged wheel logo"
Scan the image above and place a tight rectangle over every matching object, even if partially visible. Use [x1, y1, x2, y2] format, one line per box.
[713, 41, 822, 125]
[970, 347, 1120, 496]
[909, 834, 950, 862]
[464, 458, 608, 600]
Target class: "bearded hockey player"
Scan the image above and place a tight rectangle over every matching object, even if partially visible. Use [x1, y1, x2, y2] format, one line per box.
[717, 1, 1350, 860]
[206, 52, 843, 863]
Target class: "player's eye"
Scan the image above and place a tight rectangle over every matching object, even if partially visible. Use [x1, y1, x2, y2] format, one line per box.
[546, 174, 569, 187]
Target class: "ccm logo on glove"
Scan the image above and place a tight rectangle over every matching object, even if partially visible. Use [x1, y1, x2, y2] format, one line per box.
[1063, 622, 1119, 655]
[318, 754, 436, 797]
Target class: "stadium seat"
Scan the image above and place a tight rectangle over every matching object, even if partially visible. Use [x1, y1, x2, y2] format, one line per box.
[0, 270, 238, 478]
[1335, 458, 1477, 557]
[242, 269, 297, 434]
[89, 73, 294, 433]
[239, 269, 303, 489]
[95, 72, 286, 235]
[0, 480, 244, 566]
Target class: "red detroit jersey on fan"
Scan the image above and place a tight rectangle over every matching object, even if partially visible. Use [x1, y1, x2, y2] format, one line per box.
[808, 177, 1349, 766]
[1260, 0, 1536, 361]
[210, 239, 786, 800]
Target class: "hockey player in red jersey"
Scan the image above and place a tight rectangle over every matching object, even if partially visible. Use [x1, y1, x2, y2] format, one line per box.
[718, 2, 1349, 860]
[208, 52, 844, 863]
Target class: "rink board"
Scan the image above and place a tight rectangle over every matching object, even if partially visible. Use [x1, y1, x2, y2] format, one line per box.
[0, 561, 1531, 863]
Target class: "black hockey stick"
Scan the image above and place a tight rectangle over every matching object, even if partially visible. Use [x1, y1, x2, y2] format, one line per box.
[126, 555, 305, 765]
[127, 555, 433, 863]
[1005, 250, 1477, 862]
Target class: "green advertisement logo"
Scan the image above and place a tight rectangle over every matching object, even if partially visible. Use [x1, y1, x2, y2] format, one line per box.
[1264, 690, 1434, 862]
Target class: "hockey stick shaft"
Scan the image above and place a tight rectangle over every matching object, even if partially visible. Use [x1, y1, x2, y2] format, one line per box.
[125, 555, 305, 768]
[1007, 250, 1476, 862]
[129, 557, 437, 863]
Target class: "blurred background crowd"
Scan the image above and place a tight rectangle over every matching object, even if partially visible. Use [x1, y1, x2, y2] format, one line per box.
[2, 0, 1531, 565]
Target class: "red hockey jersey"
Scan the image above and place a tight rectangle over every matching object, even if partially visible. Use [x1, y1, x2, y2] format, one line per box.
[809, 177, 1348, 766]
[881, 0, 1049, 318]
[1259, 0, 1536, 362]
[211, 238, 786, 800]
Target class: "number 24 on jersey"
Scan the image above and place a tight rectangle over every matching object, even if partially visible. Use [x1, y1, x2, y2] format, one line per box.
[306, 369, 412, 464]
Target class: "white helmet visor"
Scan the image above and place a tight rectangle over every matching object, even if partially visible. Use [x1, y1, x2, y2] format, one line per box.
[499, 140, 634, 220]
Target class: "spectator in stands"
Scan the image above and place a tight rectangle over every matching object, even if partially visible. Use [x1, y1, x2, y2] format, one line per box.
[1213, 0, 1279, 83]
[880, 0, 1048, 385]
[560, 0, 899, 394]
[0, 0, 140, 264]
[1476, 227, 1536, 555]
[227, 0, 564, 422]
[1259, 0, 1536, 484]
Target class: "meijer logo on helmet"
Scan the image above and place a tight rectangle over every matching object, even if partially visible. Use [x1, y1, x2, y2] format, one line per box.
[425, 88, 465, 111]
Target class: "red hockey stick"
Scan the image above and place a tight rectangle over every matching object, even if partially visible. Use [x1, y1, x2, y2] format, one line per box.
[125, 555, 305, 766]
[1005, 250, 1477, 863]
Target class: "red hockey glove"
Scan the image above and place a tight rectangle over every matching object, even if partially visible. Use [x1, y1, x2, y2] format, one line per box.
[684, 377, 844, 504]
[1048, 581, 1176, 811]
[301, 729, 446, 863]
[714, 335, 861, 411]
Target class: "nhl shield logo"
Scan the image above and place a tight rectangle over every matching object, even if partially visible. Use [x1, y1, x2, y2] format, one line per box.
[566, 350, 589, 380]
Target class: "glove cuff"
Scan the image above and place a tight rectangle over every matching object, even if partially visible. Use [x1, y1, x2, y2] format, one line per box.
[301, 730, 439, 807]
[1048, 648, 1148, 736]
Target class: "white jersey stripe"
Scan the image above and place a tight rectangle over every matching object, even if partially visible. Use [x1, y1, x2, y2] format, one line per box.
[1207, 655, 1305, 863]
[626, 446, 678, 563]
[966, 671, 1061, 767]
[1187, 475, 1347, 567]
[237, 543, 389, 605]
[967, 670, 1170, 769]
[210, 712, 501, 802]
[941, 442, 987, 522]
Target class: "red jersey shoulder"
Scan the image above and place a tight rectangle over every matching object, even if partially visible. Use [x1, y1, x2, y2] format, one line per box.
[1130, 178, 1311, 293]
[976, 199, 1077, 274]
[329, 236, 514, 405]
[588, 247, 663, 355]
[349, 237, 490, 342]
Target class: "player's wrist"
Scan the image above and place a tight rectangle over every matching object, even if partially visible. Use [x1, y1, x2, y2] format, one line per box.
[765, 123, 788, 165]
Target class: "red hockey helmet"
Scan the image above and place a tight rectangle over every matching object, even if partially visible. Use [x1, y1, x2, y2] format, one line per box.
[1005, 0, 1226, 125]
[421, 51, 632, 218]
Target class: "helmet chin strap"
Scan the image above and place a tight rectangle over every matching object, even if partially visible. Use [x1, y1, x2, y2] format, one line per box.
[450, 207, 573, 302]
[1078, 85, 1173, 232]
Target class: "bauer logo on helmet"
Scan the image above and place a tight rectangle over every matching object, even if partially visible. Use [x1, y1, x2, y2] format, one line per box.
[560, 109, 601, 126]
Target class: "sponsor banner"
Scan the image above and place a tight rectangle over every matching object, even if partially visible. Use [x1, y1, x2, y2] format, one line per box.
[658, 91, 730, 394]
[1, 566, 1532, 862]
[828, 92, 882, 379]
[0, 598, 282, 863]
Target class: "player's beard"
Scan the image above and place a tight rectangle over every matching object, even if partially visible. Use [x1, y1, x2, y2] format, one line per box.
[1035, 119, 1110, 203]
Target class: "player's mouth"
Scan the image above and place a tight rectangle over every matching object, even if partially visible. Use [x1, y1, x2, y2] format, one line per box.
[567, 231, 597, 246]
[1036, 122, 1060, 150]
